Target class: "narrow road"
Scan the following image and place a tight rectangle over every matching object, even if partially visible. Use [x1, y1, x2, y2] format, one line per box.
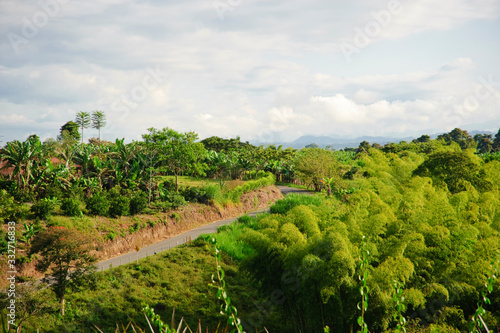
[96, 185, 310, 271]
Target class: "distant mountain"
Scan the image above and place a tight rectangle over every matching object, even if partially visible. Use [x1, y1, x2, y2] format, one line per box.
[287, 135, 415, 149]
[251, 129, 496, 150]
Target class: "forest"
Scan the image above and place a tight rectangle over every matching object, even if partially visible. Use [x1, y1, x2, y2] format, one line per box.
[1, 117, 500, 332]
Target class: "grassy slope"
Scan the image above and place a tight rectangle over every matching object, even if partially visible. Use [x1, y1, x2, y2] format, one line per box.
[23, 240, 267, 332]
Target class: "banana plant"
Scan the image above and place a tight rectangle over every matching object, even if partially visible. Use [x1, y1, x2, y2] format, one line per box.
[0, 136, 43, 191]
[91, 156, 111, 189]
[74, 144, 96, 177]
[22, 222, 37, 245]
[323, 177, 335, 196]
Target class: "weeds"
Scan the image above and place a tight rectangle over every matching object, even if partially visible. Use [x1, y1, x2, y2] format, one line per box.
[210, 238, 244, 333]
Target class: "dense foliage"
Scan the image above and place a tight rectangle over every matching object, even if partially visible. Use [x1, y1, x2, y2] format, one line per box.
[1, 125, 500, 332]
[235, 143, 500, 332]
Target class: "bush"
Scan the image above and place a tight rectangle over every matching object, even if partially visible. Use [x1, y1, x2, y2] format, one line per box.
[181, 186, 209, 203]
[105, 232, 116, 241]
[0, 180, 17, 197]
[108, 186, 130, 217]
[61, 198, 82, 217]
[31, 198, 57, 220]
[129, 221, 146, 234]
[0, 189, 28, 222]
[109, 196, 130, 217]
[202, 184, 222, 203]
[85, 192, 110, 216]
[130, 191, 147, 215]
[38, 183, 64, 201]
[164, 193, 186, 209]
[225, 172, 275, 203]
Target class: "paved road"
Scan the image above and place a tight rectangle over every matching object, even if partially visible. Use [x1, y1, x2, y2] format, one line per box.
[96, 185, 310, 271]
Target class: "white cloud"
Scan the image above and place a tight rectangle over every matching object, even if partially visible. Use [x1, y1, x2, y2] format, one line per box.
[0, 1, 498, 144]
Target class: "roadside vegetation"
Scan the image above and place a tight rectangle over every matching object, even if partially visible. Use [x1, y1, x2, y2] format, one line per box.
[1, 122, 500, 332]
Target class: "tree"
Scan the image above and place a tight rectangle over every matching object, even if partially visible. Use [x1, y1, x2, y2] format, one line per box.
[413, 150, 492, 193]
[0, 283, 55, 332]
[201, 136, 254, 153]
[29, 226, 97, 316]
[75, 111, 91, 144]
[91, 110, 106, 145]
[473, 134, 493, 154]
[205, 150, 233, 188]
[59, 121, 80, 142]
[437, 128, 475, 150]
[295, 148, 341, 191]
[357, 141, 371, 154]
[413, 134, 431, 143]
[493, 128, 500, 152]
[142, 127, 207, 192]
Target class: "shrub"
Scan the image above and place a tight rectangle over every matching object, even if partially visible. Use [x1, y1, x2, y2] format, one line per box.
[31, 198, 57, 220]
[181, 186, 208, 203]
[129, 222, 146, 234]
[109, 196, 130, 217]
[108, 186, 130, 217]
[85, 192, 110, 216]
[130, 191, 147, 215]
[225, 172, 275, 203]
[151, 192, 186, 212]
[61, 198, 82, 217]
[171, 212, 181, 222]
[0, 189, 28, 222]
[202, 184, 222, 203]
[105, 232, 116, 241]
[38, 183, 64, 201]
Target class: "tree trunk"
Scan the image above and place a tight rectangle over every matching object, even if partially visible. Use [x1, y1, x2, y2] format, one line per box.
[175, 173, 179, 192]
[61, 297, 65, 316]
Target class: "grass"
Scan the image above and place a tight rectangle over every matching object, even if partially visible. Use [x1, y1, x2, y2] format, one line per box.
[20, 240, 267, 332]
[160, 175, 217, 188]
[197, 215, 260, 261]
[275, 181, 311, 190]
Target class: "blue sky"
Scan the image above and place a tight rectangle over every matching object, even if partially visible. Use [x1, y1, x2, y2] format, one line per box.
[1, 0, 499, 144]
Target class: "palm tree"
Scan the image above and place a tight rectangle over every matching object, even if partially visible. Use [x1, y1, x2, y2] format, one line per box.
[75, 111, 91, 144]
[91, 110, 106, 146]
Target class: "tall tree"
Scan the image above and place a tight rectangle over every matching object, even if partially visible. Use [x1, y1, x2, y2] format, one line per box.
[59, 121, 80, 142]
[142, 127, 206, 192]
[413, 150, 492, 193]
[437, 128, 475, 150]
[91, 110, 106, 145]
[473, 134, 493, 154]
[75, 111, 91, 144]
[29, 227, 97, 316]
[493, 128, 500, 152]
[295, 148, 342, 191]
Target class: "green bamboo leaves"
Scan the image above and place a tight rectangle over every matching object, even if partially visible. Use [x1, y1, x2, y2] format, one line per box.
[393, 280, 407, 333]
[357, 236, 370, 333]
[469, 257, 499, 333]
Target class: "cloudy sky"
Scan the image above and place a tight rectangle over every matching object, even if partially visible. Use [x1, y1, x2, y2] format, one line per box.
[1, 0, 500, 145]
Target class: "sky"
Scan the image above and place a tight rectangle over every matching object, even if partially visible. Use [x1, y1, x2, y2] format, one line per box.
[1, 0, 500, 145]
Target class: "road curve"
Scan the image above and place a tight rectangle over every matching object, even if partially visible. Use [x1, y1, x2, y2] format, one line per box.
[96, 185, 310, 271]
